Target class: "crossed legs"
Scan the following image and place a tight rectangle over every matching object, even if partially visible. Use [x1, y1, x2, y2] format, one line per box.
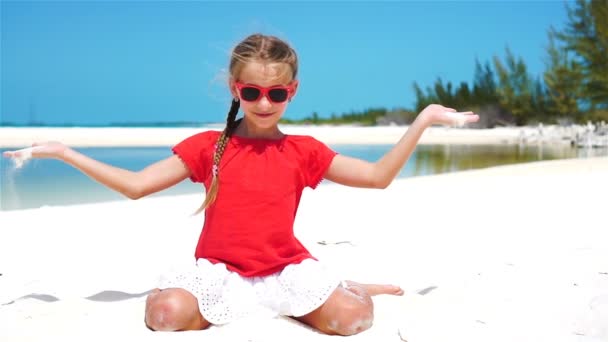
[144, 281, 403, 335]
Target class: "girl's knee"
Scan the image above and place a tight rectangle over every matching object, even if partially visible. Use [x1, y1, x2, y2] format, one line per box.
[329, 287, 374, 336]
[145, 288, 202, 331]
[329, 304, 374, 336]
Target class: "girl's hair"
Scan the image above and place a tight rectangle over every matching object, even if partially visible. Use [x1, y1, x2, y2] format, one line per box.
[193, 33, 299, 215]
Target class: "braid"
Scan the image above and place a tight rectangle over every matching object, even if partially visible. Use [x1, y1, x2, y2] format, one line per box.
[193, 99, 240, 215]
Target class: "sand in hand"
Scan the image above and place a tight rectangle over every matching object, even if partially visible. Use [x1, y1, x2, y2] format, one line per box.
[7, 146, 42, 169]
[444, 111, 469, 127]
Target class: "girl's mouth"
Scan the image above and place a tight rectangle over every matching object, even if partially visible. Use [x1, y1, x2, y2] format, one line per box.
[254, 112, 274, 118]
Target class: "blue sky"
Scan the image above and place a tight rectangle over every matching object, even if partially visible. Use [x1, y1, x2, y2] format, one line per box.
[2, 1, 572, 126]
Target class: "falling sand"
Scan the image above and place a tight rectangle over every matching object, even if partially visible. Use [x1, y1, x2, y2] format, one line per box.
[10, 147, 39, 169]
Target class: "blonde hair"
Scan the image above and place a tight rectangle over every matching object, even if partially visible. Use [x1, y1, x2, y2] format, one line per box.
[193, 33, 299, 215]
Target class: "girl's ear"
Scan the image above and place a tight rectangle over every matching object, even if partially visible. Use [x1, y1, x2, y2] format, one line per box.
[228, 78, 239, 99]
[290, 80, 300, 100]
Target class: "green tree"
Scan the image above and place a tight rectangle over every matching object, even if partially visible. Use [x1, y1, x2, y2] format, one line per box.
[493, 47, 535, 125]
[472, 59, 499, 105]
[454, 81, 472, 109]
[555, 0, 608, 113]
[434, 78, 454, 106]
[530, 77, 550, 122]
[413, 78, 462, 111]
[543, 29, 585, 121]
[412, 81, 436, 112]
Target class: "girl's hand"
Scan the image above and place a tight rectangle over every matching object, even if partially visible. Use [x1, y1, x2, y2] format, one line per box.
[2, 141, 69, 160]
[419, 104, 479, 127]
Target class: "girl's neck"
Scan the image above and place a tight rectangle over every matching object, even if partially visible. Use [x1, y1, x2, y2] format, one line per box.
[234, 119, 284, 140]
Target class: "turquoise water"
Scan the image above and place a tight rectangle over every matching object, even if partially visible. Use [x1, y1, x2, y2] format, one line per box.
[1, 144, 606, 211]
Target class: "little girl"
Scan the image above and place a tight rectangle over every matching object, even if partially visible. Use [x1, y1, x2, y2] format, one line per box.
[3, 33, 478, 336]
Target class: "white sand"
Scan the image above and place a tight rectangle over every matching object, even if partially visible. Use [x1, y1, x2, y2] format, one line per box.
[1, 156, 607, 341]
[0, 125, 548, 148]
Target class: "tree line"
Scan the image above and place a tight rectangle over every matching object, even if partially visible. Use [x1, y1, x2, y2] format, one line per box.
[286, 0, 607, 128]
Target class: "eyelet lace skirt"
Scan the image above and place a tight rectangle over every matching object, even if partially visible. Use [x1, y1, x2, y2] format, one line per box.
[158, 258, 340, 325]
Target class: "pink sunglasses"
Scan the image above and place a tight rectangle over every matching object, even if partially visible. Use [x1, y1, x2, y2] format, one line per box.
[235, 82, 295, 103]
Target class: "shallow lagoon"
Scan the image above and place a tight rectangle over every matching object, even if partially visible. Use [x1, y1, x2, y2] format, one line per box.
[1, 144, 606, 211]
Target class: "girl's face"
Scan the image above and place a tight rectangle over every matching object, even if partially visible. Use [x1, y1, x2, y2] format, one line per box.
[231, 61, 298, 132]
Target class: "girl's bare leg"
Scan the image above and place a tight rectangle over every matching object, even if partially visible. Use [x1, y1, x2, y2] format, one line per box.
[144, 288, 211, 331]
[293, 281, 402, 336]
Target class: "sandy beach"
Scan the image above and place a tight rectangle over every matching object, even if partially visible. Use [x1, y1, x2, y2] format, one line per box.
[0, 126, 607, 341]
[0, 124, 570, 148]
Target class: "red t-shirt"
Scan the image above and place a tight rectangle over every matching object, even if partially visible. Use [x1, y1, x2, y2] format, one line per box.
[172, 130, 337, 277]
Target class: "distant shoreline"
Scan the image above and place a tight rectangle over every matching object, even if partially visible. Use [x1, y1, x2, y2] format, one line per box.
[0, 122, 222, 128]
[0, 125, 576, 148]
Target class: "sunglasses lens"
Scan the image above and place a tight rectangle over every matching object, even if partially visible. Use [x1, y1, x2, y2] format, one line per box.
[240, 87, 261, 101]
[268, 88, 289, 102]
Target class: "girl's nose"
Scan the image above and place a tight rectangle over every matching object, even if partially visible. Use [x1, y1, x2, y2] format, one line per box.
[257, 95, 272, 108]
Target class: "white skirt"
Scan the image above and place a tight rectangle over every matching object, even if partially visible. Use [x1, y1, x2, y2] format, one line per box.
[158, 258, 341, 325]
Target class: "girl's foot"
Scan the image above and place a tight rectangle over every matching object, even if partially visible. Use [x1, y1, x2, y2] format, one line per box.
[346, 281, 404, 296]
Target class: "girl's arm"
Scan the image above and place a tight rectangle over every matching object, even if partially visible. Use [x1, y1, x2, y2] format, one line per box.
[324, 104, 479, 189]
[3, 141, 190, 199]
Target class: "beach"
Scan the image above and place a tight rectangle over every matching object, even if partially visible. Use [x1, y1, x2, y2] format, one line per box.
[0, 126, 607, 341]
[0, 124, 567, 148]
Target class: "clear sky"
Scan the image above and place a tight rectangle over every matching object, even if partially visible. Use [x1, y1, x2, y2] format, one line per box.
[1, 1, 572, 126]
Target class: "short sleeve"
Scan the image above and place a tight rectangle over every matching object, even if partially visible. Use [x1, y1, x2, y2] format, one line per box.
[172, 131, 219, 183]
[305, 137, 338, 189]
